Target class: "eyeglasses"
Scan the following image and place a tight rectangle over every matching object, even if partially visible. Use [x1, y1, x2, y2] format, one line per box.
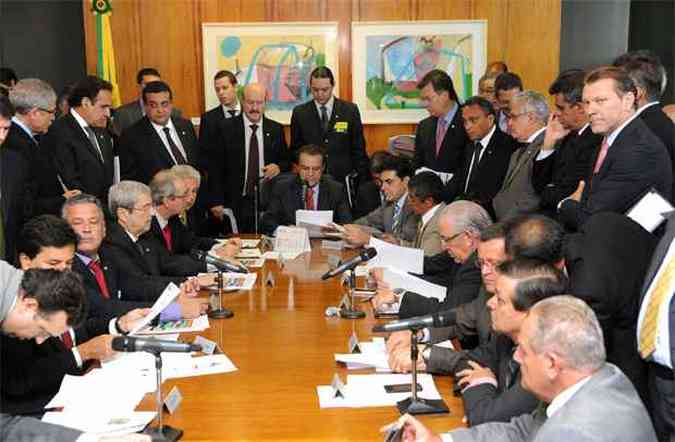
[440, 231, 465, 244]
[475, 258, 503, 271]
[128, 203, 152, 213]
[505, 111, 530, 121]
[38, 107, 56, 114]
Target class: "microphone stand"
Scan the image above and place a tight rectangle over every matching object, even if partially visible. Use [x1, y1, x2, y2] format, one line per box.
[254, 176, 266, 235]
[144, 350, 183, 441]
[396, 328, 449, 415]
[339, 270, 366, 319]
[209, 270, 234, 319]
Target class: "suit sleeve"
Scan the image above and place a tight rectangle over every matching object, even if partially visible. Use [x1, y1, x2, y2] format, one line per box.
[332, 182, 353, 225]
[413, 123, 425, 171]
[349, 105, 369, 178]
[462, 378, 539, 426]
[117, 129, 140, 182]
[449, 411, 537, 442]
[289, 108, 304, 157]
[208, 124, 228, 208]
[260, 184, 287, 235]
[0, 414, 83, 441]
[49, 130, 85, 191]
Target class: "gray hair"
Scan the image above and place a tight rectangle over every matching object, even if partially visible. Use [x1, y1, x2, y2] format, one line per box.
[511, 90, 549, 124]
[61, 193, 105, 219]
[108, 181, 151, 217]
[442, 200, 492, 237]
[149, 169, 178, 206]
[9, 78, 57, 113]
[171, 164, 201, 186]
[529, 295, 606, 372]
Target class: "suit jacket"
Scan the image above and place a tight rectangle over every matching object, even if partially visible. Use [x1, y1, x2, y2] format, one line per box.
[290, 98, 369, 182]
[0, 413, 82, 440]
[533, 127, 602, 214]
[565, 212, 654, 401]
[0, 146, 31, 263]
[446, 127, 516, 216]
[413, 109, 468, 174]
[198, 105, 227, 173]
[398, 252, 482, 318]
[113, 100, 182, 135]
[559, 117, 672, 231]
[118, 116, 199, 184]
[353, 180, 383, 219]
[450, 364, 657, 442]
[261, 174, 353, 235]
[640, 104, 675, 198]
[492, 130, 546, 220]
[354, 196, 419, 244]
[209, 115, 290, 208]
[146, 216, 208, 275]
[46, 112, 115, 201]
[412, 203, 446, 256]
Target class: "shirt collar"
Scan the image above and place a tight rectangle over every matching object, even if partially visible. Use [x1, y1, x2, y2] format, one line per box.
[396, 192, 408, 210]
[577, 122, 590, 136]
[151, 117, 176, 133]
[242, 112, 263, 129]
[546, 375, 592, 418]
[70, 108, 89, 131]
[606, 111, 640, 146]
[421, 203, 442, 226]
[153, 211, 169, 230]
[76, 252, 97, 266]
[527, 126, 547, 143]
[222, 101, 241, 114]
[125, 229, 138, 243]
[11, 116, 34, 139]
[478, 124, 497, 148]
[315, 96, 335, 116]
[635, 101, 659, 117]
[440, 102, 459, 126]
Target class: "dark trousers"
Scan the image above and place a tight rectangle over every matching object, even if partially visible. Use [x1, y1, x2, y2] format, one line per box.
[234, 193, 257, 234]
[648, 362, 675, 442]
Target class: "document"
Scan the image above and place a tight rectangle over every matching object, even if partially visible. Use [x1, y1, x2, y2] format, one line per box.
[296, 209, 334, 238]
[382, 268, 446, 301]
[626, 188, 674, 232]
[236, 248, 262, 258]
[134, 314, 210, 336]
[274, 226, 311, 254]
[129, 283, 181, 335]
[335, 337, 391, 371]
[239, 239, 260, 248]
[415, 166, 453, 185]
[367, 237, 424, 274]
[238, 257, 264, 268]
[43, 411, 156, 435]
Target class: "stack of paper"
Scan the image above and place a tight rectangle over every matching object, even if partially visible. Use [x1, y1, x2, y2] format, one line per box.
[296, 210, 333, 238]
[367, 237, 424, 274]
[334, 337, 391, 371]
[382, 268, 446, 301]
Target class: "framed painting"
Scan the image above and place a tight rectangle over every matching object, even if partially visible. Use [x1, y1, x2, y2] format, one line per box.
[351, 21, 487, 124]
[202, 22, 339, 124]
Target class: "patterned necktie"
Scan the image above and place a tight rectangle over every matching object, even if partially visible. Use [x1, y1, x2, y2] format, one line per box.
[414, 219, 424, 248]
[391, 202, 402, 233]
[60, 330, 74, 349]
[593, 137, 609, 174]
[320, 105, 329, 133]
[162, 224, 173, 252]
[88, 259, 110, 299]
[246, 124, 260, 195]
[435, 118, 449, 157]
[163, 127, 187, 164]
[84, 126, 104, 163]
[638, 256, 675, 359]
[305, 186, 315, 210]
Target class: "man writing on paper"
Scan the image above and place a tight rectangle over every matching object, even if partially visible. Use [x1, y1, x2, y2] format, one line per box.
[404, 171, 446, 256]
[261, 144, 352, 235]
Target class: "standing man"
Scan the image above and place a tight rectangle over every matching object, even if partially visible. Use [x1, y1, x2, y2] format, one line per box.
[200, 70, 240, 158]
[413, 69, 468, 175]
[290, 66, 368, 183]
[209, 83, 290, 233]
[44, 75, 115, 202]
[558, 66, 672, 231]
[118, 81, 199, 184]
[494, 72, 524, 133]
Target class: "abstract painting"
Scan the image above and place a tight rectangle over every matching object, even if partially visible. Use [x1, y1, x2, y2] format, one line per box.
[352, 21, 487, 124]
[202, 23, 339, 124]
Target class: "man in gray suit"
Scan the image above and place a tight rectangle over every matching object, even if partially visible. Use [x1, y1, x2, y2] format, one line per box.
[383, 295, 657, 442]
[637, 214, 675, 442]
[492, 91, 549, 220]
[406, 171, 446, 256]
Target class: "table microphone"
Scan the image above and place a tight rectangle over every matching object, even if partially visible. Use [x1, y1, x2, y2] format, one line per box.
[372, 310, 457, 333]
[112, 336, 202, 353]
[190, 248, 248, 273]
[321, 247, 377, 280]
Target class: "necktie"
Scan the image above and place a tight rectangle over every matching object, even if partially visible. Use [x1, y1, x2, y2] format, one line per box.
[320, 105, 329, 133]
[593, 137, 609, 174]
[465, 141, 484, 192]
[163, 127, 187, 165]
[435, 118, 448, 157]
[503, 349, 519, 389]
[162, 224, 173, 252]
[60, 330, 74, 349]
[179, 211, 188, 226]
[638, 256, 675, 359]
[391, 202, 402, 233]
[305, 186, 315, 210]
[246, 124, 260, 195]
[84, 126, 104, 163]
[227, 110, 237, 118]
[414, 219, 424, 248]
[88, 259, 110, 299]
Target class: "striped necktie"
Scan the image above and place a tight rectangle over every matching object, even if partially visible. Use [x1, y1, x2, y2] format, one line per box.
[638, 256, 675, 359]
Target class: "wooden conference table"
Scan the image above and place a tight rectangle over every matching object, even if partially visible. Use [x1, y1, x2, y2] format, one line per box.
[138, 239, 465, 440]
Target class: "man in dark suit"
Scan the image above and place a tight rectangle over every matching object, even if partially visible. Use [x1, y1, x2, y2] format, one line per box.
[637, 213, 675, 442]
[44, 75, 115, 202]
[261, 144, 352, 234]
[353, 150, 390, 219]
[290, 66, 368, 183]
[413, 69, 468, 175]
[615, 54, 675, 198]
[558, 67, 672, 231]
[118, 80, 199, 184]
[446, 96, 515, 217]
[209, 83, 290, 233]
[533, 69, 603, 216]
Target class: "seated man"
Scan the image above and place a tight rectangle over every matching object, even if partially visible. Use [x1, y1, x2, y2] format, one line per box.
[171, 163, 210, 238]
[406, 171, 446, 256]
[383, 296, 657, 442]
[352, 150, 390, 219]
[261, 144, 352, 235]
[371, 200, 488, 317]
[344, 155, 419, 247]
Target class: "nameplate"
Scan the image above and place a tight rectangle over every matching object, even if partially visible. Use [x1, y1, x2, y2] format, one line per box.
[266, 270, 276, 288]
[274, 226, 310, 255]
[163, 386, 183, 415]
[194, 335, 219, 355]
[330, 373, 346, 399]
[338, 293, 351, 311]
[348, 331, 361, 354]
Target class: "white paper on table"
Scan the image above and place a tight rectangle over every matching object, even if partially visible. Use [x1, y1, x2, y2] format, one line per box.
[168, 354, 238, 378]
[335, 337, 391, 371]
[274, 226, 311, 254]
[626, 188, 674, 232]
[42, 411, 156, 435]
[262, 250, 304, 261]
[415, 167, 453, 185]
[367, 237, 424, 274]
[236, 248, 262, 258]
[239, 239, 260, 248]
[238, 257, 264, 268]
[434, 340, 455, 350]
[382, 268, 446, 301]
[346, 373, 442, 407]
[129, 283, 181, 335]
[296, 209, 333, 231]
[134, 314, 210, 335]
[221, 272, 257, 290]
[354, 265, 369, 277]
[316, 385, 351, 408]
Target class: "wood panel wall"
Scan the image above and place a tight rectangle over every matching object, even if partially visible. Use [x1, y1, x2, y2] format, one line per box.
[83, 0, 561, 153]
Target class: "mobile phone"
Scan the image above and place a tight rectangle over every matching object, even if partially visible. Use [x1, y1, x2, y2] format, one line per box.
[384, 383, 423, 393]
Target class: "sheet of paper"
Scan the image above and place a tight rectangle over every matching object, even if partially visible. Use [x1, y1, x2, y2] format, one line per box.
[134, 314, 210, 335]
[129, 283, 181, 335]
[238, 257, 264, 268]
[236, 248, 262, 258]
[274, 226, 311, 254]
[296, 209, 333, 227]
[415, 166, 453, 185]
[316, 385, 351, 408]
[383, 268, 446, 301]
[43, 411, 156, 435]
[239, 239, 260, 248]
[221, 272, 257, 290]
[262, 250, 304, 261]
[434, 340, 455, 350]
[367, 237, 424, 274]
[626, 188, 674, 232]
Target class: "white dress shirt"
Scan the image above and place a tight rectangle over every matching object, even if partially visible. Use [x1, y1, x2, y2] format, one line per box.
[315, 96, 335, 125]
[465, 125, 497, 191]
[150, 119, 187, 165]
[241, 113, 265, 196]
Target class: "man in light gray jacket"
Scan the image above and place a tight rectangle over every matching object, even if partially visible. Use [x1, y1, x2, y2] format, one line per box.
[383, 295, 657, 442]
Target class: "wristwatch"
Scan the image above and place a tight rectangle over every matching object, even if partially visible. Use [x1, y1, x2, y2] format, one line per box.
[392, 288, 406, 302]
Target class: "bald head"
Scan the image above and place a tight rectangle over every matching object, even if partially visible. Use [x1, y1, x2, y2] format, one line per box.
[243, 83, 266, 123]
[504, 214, 564, 264]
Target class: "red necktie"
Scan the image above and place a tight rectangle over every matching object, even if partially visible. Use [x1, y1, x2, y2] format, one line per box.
[88, 259, 110, 299]
[60, 330, 73, 349]
[593, 137, 609, 173]
[162, 224, 173, 252]
[305, 186, 315, 210]
[435, 118, 448, 157]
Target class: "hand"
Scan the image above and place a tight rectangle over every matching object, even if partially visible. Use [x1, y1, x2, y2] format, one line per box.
[388, 346, 426, 373]
[369, 267, 384, 284]
[386, 330, 412, 353]
[117, 308, 151, 333]
[210, 205, 225, 221]
[62, 189, 82, 199]
[371, 287, 397, 309]
[380, 414, 442, 442]
[177, 295, 210, 319]
[542, 113, 570, 150]
[263, 163, 280, 179]
[196, 273, 216, 287]
[381, 233, 399, 245]
[567, 180, 585, 202]
[180, 277, 201, 295]
[77, 334, 115, 362]
[214, 238, 241, 259]
[456, 360, 496, 388]
[342, 224, 371, 246]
